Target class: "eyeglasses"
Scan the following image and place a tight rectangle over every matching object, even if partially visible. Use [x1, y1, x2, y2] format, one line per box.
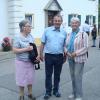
[24, 25, 32, 28]
[54, 20, 62, 22]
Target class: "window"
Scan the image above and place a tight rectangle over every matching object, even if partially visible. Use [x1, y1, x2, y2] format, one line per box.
[68, 14, 81, 26]
[86, 15, 96, 26]
[25, 14, 34, 28]
[89, 0, 96, 1]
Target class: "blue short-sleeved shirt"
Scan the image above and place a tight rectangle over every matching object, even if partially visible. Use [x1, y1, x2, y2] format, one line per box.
[13, 33, 34, 61]
[41, 26, 67, 54]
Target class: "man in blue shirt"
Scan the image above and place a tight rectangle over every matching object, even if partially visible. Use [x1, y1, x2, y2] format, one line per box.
[39, 14, 66, 100]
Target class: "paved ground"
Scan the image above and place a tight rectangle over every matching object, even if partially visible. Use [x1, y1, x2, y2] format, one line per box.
[0, 39, 100, 100]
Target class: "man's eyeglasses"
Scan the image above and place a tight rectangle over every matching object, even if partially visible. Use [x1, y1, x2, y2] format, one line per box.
[54, 20, 62, 22]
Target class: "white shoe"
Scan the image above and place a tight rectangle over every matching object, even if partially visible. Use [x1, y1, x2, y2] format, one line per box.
[75, 97, 82, 100]
[68, 94, 74, 99]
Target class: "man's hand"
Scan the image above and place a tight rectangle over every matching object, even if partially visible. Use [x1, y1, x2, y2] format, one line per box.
[40, 53, 44, 62]
[71, 52, 76, 58]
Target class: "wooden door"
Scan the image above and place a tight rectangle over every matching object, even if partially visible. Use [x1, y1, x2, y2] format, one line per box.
[48, 11, 58, 27]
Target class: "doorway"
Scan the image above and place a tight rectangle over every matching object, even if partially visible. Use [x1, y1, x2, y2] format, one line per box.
[44, 0, 62, 27]
[48, 11, 59, 27]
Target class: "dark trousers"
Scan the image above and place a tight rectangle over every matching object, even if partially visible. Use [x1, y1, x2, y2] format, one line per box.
[45, 53, 63, 94]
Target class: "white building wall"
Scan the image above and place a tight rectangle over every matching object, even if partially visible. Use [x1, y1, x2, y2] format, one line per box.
[0, 0, 98, 45]
[23, 0, 98, 38]
[59, 0, 98, 26]
[0, 0, 8, 42]
[23, 0, 49, 38]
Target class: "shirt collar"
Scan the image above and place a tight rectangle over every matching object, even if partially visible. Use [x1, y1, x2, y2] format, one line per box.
[52, 26, 60, 32]
[72, 28, 79, 33]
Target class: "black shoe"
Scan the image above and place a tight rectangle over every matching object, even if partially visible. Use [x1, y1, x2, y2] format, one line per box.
[91, 45, 96, 47]
[44, 93, 51, 100]
[28, 94, 36, 100]
[53, 92, 61, 97]
[19, 96, 24, 100]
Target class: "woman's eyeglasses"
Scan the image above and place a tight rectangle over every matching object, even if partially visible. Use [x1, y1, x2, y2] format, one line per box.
[24, 25, 32, 28]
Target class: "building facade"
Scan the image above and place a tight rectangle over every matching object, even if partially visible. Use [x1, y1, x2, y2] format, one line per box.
[0, 0, 98, 46]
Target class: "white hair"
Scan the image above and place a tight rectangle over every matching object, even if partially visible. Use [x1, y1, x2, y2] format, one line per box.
[70, 17, 80, 23]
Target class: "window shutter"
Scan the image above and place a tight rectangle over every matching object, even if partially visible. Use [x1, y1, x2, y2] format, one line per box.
[93, 16, 96, 24]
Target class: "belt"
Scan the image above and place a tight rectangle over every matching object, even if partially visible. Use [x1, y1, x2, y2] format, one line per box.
[45, 53, 63, 56]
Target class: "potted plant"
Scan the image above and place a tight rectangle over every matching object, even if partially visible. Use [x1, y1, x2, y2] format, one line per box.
[1, 37, 11, 51]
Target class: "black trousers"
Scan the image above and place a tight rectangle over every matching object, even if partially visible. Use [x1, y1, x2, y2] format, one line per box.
[45, 53, 63, 94]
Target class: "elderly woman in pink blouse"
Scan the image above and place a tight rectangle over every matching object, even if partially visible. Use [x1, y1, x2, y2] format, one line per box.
[13, 20, 37, 100]
[66, 17, 88, 100]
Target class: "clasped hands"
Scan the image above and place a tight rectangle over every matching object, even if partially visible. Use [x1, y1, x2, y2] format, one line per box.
[66, 52, 77, 58]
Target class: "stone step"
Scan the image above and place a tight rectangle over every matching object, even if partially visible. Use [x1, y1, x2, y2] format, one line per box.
[0, 51, 15, 61]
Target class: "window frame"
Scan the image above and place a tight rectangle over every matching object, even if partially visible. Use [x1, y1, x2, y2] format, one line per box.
[25, 13, 34, 28]
[86, 15, 96, 26]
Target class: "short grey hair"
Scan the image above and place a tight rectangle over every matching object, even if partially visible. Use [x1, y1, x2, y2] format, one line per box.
[19, 20, 30, 32]
[70, 17, 80, 23]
